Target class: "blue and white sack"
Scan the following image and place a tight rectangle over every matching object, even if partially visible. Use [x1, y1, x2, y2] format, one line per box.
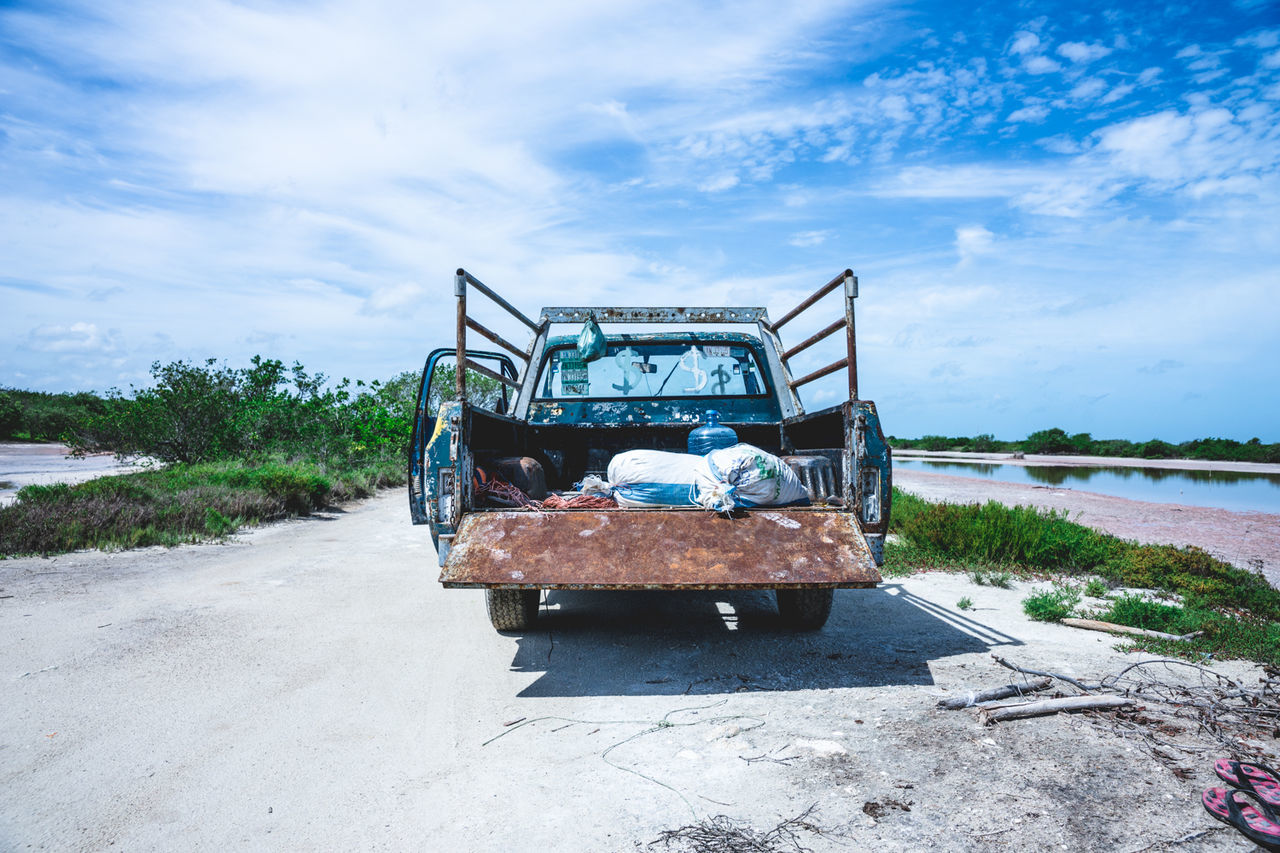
[702, 444, 810, 508]
[607, 450, 710, 508]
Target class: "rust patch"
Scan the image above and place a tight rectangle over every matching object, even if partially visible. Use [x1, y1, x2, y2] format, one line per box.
[439, 510, 881, 589]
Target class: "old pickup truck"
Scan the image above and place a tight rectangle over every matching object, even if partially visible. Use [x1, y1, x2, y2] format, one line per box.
[408, 268, 892, 631]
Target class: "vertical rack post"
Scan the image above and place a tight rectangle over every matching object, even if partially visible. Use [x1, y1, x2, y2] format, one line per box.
[844, 271, 858, 401]
[454, 269, 467, 401]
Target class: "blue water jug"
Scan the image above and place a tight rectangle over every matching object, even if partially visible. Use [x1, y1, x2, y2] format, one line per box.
[687, 410, 738, 456]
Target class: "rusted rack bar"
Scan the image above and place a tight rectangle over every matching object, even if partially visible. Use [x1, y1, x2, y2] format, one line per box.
[789, 357, 848, 389]
[782, 317, 846, 360]
[771, 269, 851, 331]
[466, 317, 529, 362]
[458, 269, 541, 333]
[463, 358, 520, 389]
[541, 307, 766, 324]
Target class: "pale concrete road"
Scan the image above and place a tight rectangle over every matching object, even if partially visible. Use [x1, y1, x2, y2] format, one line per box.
[1, 492, 1251, 851]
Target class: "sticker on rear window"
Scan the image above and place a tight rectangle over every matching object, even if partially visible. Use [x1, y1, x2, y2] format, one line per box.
[560, 358, 589, 395]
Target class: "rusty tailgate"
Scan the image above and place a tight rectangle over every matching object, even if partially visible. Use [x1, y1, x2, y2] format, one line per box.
[439, 510, 881, 589]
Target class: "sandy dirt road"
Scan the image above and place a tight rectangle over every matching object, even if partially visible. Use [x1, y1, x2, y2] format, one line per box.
[1, 490, 1264, 851]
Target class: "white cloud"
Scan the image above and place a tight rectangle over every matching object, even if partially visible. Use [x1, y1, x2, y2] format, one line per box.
[1007, 104, 1050, 123]
[1069, 78, 1107, 100]
[1137, 67, 1162, 86]
[1236, 29, 1279, 50]
[26, 322, 122, 354]
[363, 281, 427, 315]
[699, 173, 741, 192]
[789, 230, 832, 247]
[1023, 55, 1063, 74]
[1056, 41, 1112, 63]
[1009, 31, 1041, 55]
[955, 225, 995, 263]
[1100, 84, 1134, 104]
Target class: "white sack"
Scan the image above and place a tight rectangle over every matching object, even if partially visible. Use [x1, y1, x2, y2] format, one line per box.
[607, 449, 711, 507]
[702, 444, 810, 507]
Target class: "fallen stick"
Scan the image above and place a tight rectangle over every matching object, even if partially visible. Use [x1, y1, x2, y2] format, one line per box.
[980, 695, 1133, 725]
[1061, 618, 1203, 642]
[937, 677, 1053, 709]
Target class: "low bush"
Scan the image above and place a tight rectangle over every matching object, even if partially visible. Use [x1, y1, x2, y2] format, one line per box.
[1023, 584, 1081, 622]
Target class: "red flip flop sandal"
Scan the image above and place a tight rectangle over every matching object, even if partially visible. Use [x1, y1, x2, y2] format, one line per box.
[1215, 759, 1280, 812]
[1203, 787, 1280, 851]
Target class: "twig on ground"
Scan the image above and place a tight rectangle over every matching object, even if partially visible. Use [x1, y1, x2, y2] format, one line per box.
[647, 805, 823, 853]
[937, 677, 1053, 709]
[992, 655, 1101, 692]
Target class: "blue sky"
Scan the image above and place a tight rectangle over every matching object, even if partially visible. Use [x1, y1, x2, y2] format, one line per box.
[2, 0, 1277, 441]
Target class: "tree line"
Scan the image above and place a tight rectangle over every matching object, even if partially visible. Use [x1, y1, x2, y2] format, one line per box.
[888, 427, 1280, 463]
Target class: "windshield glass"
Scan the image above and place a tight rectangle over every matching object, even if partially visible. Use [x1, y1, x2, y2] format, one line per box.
[536, 342, 766, 400]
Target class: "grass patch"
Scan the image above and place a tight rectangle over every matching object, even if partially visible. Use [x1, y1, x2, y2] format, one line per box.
[1023, 584, 1082, 622]
[0, 455, 404, 556]
[1093, 593, 1280, 666]
[956, 596, 973, 611]
[970, 569, 1013, 588]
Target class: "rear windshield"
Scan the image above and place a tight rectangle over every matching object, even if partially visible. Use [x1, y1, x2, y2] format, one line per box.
[536, 342, 766, 400]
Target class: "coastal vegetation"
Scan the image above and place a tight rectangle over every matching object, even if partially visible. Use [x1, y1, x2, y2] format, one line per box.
[0, 356, 498, 556]
[885, 488, 1280, 664]
[888, 427, 1280, 463]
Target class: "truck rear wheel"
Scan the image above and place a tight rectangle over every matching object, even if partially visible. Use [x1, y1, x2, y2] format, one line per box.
[486, 588, 540, 631]
[775, 588, 833, 630]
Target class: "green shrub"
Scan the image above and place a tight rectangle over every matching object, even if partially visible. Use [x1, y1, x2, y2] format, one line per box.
[1083, 578, 1109, 598]
[957, 596, 974, 611]
[1104, 544, 1280, 620]
[1023, 584, 1081, 622]
[896, 499, 1116, 572]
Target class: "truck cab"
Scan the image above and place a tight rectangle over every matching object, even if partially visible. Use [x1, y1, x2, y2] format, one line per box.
[409, 269, 892, 631]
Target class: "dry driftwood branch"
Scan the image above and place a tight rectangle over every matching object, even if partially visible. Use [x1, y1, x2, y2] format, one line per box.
[980, 695, 1133, 725]
[1061, 618, 1203, 642]
[937, 677, 1053, 709]
[991, 655, 1101, 692]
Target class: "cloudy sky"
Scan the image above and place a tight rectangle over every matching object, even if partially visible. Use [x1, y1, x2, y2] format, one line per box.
[2, 0, 1277, 440]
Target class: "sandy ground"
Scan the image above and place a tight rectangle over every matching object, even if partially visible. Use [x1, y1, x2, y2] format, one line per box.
[893, 457, 1280, 587]
[0, 443, 149, 506]
[1, 490, 1270, 851]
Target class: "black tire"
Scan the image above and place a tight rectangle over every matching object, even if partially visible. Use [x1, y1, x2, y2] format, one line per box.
[775, 588, 834, 630]
[486, 588, 541, 631]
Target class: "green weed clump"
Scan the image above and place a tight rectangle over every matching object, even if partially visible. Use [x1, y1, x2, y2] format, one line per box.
[1022, 584, 1082, 622]
[970, 569, 1013, 588]
[1083, 578, 1110, 598]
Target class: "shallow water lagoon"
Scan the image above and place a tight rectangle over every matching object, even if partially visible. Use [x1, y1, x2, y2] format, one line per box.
[894, 457, 1280, 514]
